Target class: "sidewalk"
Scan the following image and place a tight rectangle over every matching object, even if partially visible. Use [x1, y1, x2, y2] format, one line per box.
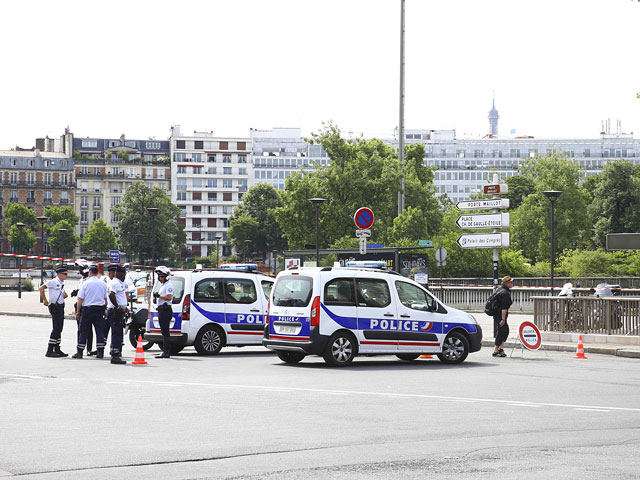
[1, 290, 639, 358]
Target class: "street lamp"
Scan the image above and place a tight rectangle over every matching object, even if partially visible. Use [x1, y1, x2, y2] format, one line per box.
[146, 207, 159, 285]
[244, 239, 252, 263]
[16, 222, 26, 299]
[216, 235, 221, 268]
[37, 215, 49, 302]
[308, 198, 326, 266]
[542, 191, 563, 296]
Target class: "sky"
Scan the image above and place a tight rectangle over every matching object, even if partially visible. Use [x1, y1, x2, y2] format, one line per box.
[1, 0, 639, 149]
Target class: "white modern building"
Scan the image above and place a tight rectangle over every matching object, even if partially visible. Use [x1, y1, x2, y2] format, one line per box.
[169, 125, 251, 258]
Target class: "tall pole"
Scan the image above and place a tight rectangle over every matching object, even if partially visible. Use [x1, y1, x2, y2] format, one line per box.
[543, 191, 563, 296]
[147, 207, 159, 285]
[37, 216, 49, 302]
[216, 236, 221, 268]
[16, 222, 26, 299]
[309, 198, 326, 267]
[398, 0, 406, 216]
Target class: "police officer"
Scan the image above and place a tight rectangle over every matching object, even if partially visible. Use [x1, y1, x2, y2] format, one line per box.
[107, 265, 128, 365]
[154, 266, 174, 359]
[71, 260, 96, 356]
[103, 264, 117, 345]
[39, 266, 69, 358]
[72, 265, 108, 359]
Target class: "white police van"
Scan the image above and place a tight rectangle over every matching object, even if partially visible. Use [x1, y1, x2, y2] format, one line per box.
[146, 267, 274, 355]
[263, 266, 482, 366]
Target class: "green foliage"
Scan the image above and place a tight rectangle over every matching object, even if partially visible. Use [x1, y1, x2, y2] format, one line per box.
[47, 220, 78, 257]
[112, 182, 186, 264]
[386, 206, 429, 245]
[330, 236, 360, 249]
[505, 175, 535, 210]
[556, 249, 640, 277]
[8, 224, 37, 252]
[23, 278, 34, 291]
[44, 206, 79, 236]
[4, 203, 38, 231]
[80, 218, 117, 256]
[498, 249, 531, 277]
[228, 216, 260, 255]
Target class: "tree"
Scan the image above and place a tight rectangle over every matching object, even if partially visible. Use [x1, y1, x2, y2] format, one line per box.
[386, 206, 429, 245]
[48, 220, 78, 258]
[43, 206, 79, 236]
[229, 183, 286, 255]
[3, 203, 38, 231]
[227, 216, 260, 255]
[112, 182, 185, 264]
[505, 175, 535, 210]
[80, 218, 117, 256]
[587, 160, 640, 248]
[8, 224, 36, 252]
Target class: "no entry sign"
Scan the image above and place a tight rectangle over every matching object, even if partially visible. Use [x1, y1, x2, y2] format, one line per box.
[354, 207, 374, 229]
[519, 321, 542, 351]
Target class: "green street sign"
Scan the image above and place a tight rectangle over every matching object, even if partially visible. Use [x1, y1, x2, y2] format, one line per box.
[418, 240, 433, 247]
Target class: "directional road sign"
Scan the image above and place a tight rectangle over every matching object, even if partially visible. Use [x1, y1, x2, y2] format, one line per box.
[354, 207, 375, 229]
[456, 213, 510, 230]
[483, 184, 509, 195]
[457, 233, 510, 249]
[418, 240, 433, 247]
[456, 199, 510, 211]
[109, 250, 121, 263]
[355, 229, 371, 238]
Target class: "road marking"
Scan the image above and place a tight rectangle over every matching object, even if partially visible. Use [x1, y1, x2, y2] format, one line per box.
[508, 404, 542, 408]
[575, 408, 611, 413]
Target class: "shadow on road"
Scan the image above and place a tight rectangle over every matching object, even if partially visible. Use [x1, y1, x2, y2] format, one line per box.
[272, 358, 500, 371]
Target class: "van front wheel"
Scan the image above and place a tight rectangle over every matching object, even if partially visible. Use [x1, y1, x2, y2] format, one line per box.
[323, 332, 357, 367]
[276, 351, 306, 364]
[195, 325, 224, 355]
[437, 331, 469, 364]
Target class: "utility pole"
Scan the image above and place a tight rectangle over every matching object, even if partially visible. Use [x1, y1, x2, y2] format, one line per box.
[398, 0, 406, 216]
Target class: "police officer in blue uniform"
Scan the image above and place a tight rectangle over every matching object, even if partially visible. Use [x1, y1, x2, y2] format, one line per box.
[39, 266, 69, 358]
[72, 265, 108, 359]
[107, 265, 128, 365]
[154, 266, 174, 359]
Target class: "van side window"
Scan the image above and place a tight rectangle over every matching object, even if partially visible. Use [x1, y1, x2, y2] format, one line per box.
[355, 278, 391, 308]
[261, 280, 273, 300]
[224, 279, 257, 304]
[194, 279, 224, 303]
[324, 278, 355, 306]
[395, 281, 433, 311]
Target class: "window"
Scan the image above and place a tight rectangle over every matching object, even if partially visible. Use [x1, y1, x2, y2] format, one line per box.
[194, 279, 224, 303]
[223, 192, 232, 201]
[395, 281, 435, 311]
[175, 153, 189, 163]
[223, 167, 232, 175]
[195, 141, 203, 149]
[60, 174, 68, 185]
[10, 190, 18, 202]
[192, 179, 203, 188]
[111, 196, 121, 207]
[324, 278, 356, 306]
[238, 155, 247, 163]
[44, 191, 52, 203]
[261, 280, 273, 300]
[355, 278, 391, 308]
[177, 179, 187, 191]
[93, 211, 101, 221]
[27, 191, 35, 202]
[177, 166, 186, 174]
[146, 142, 161, 149]
[224, 279, 258, 304]
[10, 172, 17, 185]
[193, 166, 202, 174]
[207, 179, 217, 188]
[192, 205, 201, 213]
[80, 211, 88, 223]
[222, 155, 231, 163]
[273, 275, 313, 307]
[177, 192, 187, 201]
[192, 153, 202, 162]
[208, 192, 217, 201]
[60, 191, 69, 204]
[175, 140, 185, 149]
[237, 142, 246, 150]
[93, 197, 101, 207]
[238, 168, 247, 175]
[223, 206, 232, 214]
[219, 141, 228, 150]
[208, 155, 217, 163]
[27, 172, 35, 185]
[223, 180, 233, 188]
[82, 140, 97, 148]
[207, 167, 217, 175]
[193, 192, 202, 200]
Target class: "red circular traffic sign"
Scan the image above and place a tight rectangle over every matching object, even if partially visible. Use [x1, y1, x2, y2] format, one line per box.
[519, 321, 542, 351]
[354, 207, 374, 229]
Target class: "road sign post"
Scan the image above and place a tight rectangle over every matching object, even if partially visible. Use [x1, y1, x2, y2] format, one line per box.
[109, 250, 121, 264]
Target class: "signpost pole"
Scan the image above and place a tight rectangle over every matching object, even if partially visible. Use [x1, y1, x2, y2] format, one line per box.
[492, 174, 500, 287]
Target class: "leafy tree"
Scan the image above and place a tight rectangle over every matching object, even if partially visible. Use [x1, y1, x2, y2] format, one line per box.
[387, 206, 429, 245]
[112, 182, 185, 264]
[587, 160, 640, 248]
[80, 218, 117, 256]
[229, 183, 286, 255]
[48, 220, 78, 258]
[3, 203, 38, 231]
[505, 175, 535, 210]
[43, 206, 79, 236]
[227, 216, 260, 256]
[8, 224, 36, 252]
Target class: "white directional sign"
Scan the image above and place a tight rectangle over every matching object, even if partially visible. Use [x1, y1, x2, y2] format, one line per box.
[456, 213, 510, 230]
[456, 199, 510, 211]
[457, 233, 510, 249]
[355, 229, 371, 238]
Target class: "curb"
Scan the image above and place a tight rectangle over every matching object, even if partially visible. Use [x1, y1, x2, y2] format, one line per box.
[481, 339, 639, 359]
[0, 312, 74, 319]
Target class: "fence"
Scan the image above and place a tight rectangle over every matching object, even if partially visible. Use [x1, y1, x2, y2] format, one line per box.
[432, 277, 640, 288]
[533, 296, 640, 335]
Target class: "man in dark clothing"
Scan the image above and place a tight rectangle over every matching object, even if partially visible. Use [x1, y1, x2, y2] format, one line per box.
[493, 276, 514, 358]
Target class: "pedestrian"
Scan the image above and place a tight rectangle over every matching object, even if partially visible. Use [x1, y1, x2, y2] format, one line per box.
[72, 265, 108, 359]
[71, 260, 96, 356]
[39, 266, 69, 358]
[493, 275, 514, 358]
[102, 265, 117, 346]
[107, 265, 128, 365]
[154, 266, 174, 359]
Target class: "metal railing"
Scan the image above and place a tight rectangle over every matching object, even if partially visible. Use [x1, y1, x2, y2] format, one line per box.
[533, 296, 640, 335]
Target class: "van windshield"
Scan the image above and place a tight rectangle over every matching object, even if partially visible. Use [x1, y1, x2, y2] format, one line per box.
[152, 276, 185, 304]
[273, 275, 313, 307]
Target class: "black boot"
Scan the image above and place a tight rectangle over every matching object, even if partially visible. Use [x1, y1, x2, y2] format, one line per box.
[96, 348, 104, 359]
[55, 345, 68, 357]
[155, 352, 170, 359]
[110, 355, 126, 365]
[71, 348, 83, 359]
[45, 344, 60, 358]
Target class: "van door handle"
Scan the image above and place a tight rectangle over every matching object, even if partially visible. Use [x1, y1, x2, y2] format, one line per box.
[384, 313, 395, 317]
[400, 314, 411, 318]
[250, 309, 260, 312]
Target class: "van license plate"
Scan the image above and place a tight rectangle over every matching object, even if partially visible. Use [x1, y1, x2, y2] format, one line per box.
[278, 325, 297, 334]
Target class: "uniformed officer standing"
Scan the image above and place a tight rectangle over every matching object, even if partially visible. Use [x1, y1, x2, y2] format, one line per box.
[39, 266, 69, 358]
[107, 265, 128, 365]
[71, 260, 95, 356]
[154, 266, 174, 359]
[72, 265, 108, 359]
[102, 265, 117, 346]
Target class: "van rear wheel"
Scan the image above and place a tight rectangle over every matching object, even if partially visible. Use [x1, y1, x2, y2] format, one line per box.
[323, 332, 357, 367]
[437, 331, 469, 364]
[276, 351, 306, 364]
[195, 325, 224, 355]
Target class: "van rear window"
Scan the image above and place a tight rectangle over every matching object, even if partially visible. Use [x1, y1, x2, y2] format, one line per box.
[273, 275, 313, 307]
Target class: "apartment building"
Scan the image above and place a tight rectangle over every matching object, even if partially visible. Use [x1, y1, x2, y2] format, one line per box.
[169, 125, 251, 258]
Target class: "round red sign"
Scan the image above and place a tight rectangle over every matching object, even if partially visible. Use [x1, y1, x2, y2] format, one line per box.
[354, 207, 374, 229]
[519, 321, 542, 351]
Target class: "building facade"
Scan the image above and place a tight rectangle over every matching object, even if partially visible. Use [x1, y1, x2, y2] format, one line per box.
[169, 125, 251, 258]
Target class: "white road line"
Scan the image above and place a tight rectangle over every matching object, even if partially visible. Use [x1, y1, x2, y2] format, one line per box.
[508, 404, 542, 408]
[575, 408, 611, 412]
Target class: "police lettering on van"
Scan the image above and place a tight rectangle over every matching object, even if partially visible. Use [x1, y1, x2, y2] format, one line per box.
[263, 266, 482, 366]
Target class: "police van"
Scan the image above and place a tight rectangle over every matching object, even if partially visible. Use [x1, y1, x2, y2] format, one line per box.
[263, 266, 482, 366]
[146, 268, 274, 355]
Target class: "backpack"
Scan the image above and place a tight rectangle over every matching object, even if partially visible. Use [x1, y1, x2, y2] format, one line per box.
[484, 290, 501, 316]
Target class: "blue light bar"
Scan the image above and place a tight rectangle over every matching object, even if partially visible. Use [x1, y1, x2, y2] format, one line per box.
[219, 263, 258, 271]
[345, 261, 387, 269]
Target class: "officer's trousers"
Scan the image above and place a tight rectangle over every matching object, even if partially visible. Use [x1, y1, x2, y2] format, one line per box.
[107, 308, 125, 356]
[48, 303, 65, 346]
[158, 304, 172, 355]
[78, 306, 106, 351]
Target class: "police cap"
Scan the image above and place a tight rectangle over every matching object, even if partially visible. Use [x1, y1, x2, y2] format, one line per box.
[88, 265, 99, 274]
[55, 267, 68, 274]
[107, 265, 117, 272]
[115, 265, 127, 273]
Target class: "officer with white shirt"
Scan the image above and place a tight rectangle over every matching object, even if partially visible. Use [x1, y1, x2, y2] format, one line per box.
[71, 260, 96, 356]
[107, 265, 128, 365]
[72, 265, 108, 359]
[154, 266, 174, 359]
[39, 266, 69, 358]
[103, 264, 117, 345]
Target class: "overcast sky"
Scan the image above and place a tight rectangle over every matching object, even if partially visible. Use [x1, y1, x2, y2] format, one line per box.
[1, 0, 639, 149]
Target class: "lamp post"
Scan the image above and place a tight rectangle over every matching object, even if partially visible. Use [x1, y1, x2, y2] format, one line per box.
[542, 191, 563, 296]
[37, 216, 49, 302]
[16, 222, 26, 299]
[146, 207, 159, 285]
[244, 239, 252, 263]
[308, 198, 326, 266]
[215, 235, 221, 268]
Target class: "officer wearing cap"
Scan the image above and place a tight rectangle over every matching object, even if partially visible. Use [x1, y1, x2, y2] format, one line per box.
[72, 265, 108, 359]
[39, 266, 69, 358]
[107, 265, 128, 365]
[154, 266, 174, 359]
[71, 261, 95, 356]
[103, 264, 118, 344]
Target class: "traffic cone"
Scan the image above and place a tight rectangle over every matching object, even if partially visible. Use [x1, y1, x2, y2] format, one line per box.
[574, 335, 588, 359]
[420, 354, 433, 359]
[132, 335, 148, 365]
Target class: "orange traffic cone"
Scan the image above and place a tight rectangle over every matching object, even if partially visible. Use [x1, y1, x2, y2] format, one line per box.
[420, 354, 433, 359]
[574, 335, 587, 359]
[132, 335, 148, 365]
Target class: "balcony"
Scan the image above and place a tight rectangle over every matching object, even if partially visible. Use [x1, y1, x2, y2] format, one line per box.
[60, 199, 69, 204]
[43, 198, 53, 204]
[81, 204, 89, 209]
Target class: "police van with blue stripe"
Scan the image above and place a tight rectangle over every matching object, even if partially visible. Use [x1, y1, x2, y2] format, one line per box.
[263, 266, 482, 366]
[146, 265, 274, 355]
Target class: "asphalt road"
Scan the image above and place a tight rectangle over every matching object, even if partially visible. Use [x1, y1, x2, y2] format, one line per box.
[1, 314, 639, 479]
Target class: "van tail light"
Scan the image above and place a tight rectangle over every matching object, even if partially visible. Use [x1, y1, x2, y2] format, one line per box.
[310, 296, 321, 327]
[182, 294, 191, 321]
[266, 300, 270, 324]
